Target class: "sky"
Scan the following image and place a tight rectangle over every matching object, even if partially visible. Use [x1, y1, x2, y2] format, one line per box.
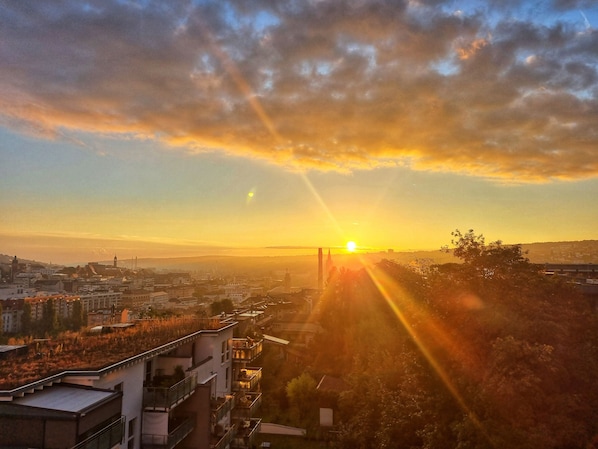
[0, 0, 597, 265]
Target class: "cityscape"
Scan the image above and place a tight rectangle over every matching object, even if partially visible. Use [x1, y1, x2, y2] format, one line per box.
[1, 0, 598, 448]
[1, 242, 598, 448]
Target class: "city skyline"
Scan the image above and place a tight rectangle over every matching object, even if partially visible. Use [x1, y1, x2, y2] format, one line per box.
[1, 1, 598, 265]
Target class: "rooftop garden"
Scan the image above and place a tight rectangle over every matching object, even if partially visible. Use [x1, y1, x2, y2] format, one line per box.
[0, 317, 226, 390]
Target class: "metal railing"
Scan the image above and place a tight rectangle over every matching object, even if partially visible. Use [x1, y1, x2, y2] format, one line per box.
[210, 425, 236, 449]
[232, 368, 262, 391]
[211, 395, 235, 423]
[231, 418, 261, 449]
[234, 392, 262, 418]
[71, 416, 124, 449]
[144, 374, 197, 410]
[231, 339, 263, 362]
[141, 416, 194, 449]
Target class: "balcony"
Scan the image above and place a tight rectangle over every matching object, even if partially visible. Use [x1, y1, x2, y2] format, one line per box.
[72, 416, 125, 449]
[232, 368, 262, 392]
[210, 424, 235, 449]
[231, 418, 261, 449]
[211, 395, 235, 423]
[141, 415, 194, 449]
[232, 338, 263, 363]
[234, 392, 262, 418]
[144, 374, 197, 410]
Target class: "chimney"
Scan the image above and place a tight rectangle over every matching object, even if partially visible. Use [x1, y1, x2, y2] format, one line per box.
[318, 248, 323, 291]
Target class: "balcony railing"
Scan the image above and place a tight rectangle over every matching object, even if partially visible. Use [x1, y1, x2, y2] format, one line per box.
[231, 418, 261, 449]
[144, 374, 197, 410]
[141, 415, 194, 449]
[234, 392, 262, 418]
[232, 367, 262, 392]
[211, 395, 235, 423]
[232, 339, 263, 362]
[210, 424, 236, 449]
[72, 416, 125, 449]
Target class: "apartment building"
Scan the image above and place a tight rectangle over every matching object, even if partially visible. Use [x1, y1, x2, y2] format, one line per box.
[0, 299, 23, 334]
[25, 294, 81, 322]
[79, 290, 123, 314]
[0, 317, 263, 449]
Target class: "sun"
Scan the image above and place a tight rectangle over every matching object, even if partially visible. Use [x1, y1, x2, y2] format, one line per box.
[346, 241, 357, 252]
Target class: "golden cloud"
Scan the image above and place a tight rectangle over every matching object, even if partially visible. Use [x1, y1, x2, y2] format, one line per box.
[0, 1, 597, 182]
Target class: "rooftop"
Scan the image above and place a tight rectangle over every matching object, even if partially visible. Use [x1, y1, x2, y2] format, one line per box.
[0, 317, 231, 392]
[12, 384, 118, 414]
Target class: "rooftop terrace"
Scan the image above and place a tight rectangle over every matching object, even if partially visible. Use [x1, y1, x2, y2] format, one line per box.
[0, 317, 229, 391]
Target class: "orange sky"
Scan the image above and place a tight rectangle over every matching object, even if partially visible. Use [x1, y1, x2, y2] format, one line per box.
[1, 1, 597, 264]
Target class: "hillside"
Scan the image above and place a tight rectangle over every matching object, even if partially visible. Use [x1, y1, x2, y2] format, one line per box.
[2, 240, 596, 281]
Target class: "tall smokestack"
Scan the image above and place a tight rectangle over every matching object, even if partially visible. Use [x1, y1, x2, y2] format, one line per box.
[318, 248, 323, 291]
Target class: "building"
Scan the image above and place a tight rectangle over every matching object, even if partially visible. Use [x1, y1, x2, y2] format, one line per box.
[149, 291, 169, 309]
[0, 286, 36, 300]
[25, 294, 81, 322]
[79, 290, 123, 314]
[122, 290, 151, 310]
[1, 299, 23, 334]
[0, 316, 263, 449]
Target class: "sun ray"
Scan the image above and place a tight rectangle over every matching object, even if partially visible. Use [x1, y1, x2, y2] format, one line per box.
[363, 263, 496, 446]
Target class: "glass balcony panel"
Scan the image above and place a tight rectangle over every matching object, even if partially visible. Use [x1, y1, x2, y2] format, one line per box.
[232, 368, 262, 392]
[232, 339, 263, 362]
[144, 374, 197, 410]
[211, 394, 235, 423]
[71, 416, 125, 449]
[141, 416, 194, 449]
[231, 418, 261, 449]
[209, 424, 236, 449]
[234, 392, 262, 419]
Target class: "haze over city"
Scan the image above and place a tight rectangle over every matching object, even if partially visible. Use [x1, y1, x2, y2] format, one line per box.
[1, 0, 597, 265]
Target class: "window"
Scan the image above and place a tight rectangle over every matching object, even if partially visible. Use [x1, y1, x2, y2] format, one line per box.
[221, 340, 226, 363]
[145, 360, 152, 384]
[225, 367, 229, 389]
[114, 382, 123, 392]
[226, 339, 230, 360]
[128, 417, 136, 439]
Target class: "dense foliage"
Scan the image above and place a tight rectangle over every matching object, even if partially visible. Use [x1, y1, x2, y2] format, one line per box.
[309, 231, 598, 448]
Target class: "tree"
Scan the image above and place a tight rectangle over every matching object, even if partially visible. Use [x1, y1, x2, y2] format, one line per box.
[21, 302, 32, 335]
[447, 229, 535, 283]
[70, 300, 85, 331]
[286, 372, 318, 423]
[320, 230, 598, 449]
[450, 228, 486, 264]
[210, 298, 234, 316]
[42, 299, 59, 336]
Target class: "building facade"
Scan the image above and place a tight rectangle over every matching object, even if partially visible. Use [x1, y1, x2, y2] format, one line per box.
[0, 317, 263, 449]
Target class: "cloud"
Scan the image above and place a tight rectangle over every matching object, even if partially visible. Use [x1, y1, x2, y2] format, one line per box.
[0, 0, 597, 181]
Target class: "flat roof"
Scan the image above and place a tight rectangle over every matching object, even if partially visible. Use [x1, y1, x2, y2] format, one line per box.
[13, 385, 117, 414]
[262, 334, 289, 345]
[0, 345, 27, 354]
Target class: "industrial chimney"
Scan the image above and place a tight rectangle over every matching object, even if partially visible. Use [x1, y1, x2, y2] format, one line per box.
[318, 247, 323, 291]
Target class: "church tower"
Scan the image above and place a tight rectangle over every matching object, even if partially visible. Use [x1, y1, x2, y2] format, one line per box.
[11, 256, 18, 283]
[114, 255, 117, 268]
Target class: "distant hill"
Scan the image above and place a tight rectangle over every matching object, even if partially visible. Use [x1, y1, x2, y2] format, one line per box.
[520, 240, 598, 264]
[2, 240, 596, 281]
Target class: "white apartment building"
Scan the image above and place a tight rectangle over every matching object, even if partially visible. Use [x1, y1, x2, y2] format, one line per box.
[0, 286, 36, 300]
[0, 318, 263, 449]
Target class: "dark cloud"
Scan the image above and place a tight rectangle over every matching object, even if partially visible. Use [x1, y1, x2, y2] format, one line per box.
[0, 0, 597, 181]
